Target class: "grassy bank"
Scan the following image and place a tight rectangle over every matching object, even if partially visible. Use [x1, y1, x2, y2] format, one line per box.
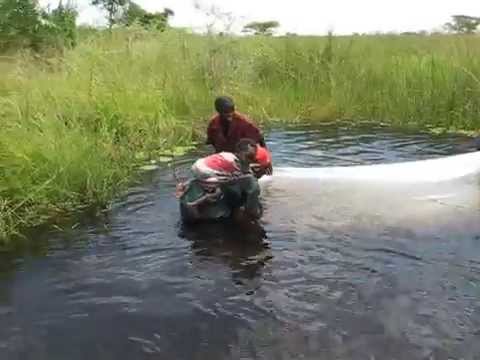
[1, 29, 480, 245]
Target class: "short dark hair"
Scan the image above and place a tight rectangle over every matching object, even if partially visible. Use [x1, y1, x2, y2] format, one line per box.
[235, 138, 257, 154]
[214, 96, 235, 114]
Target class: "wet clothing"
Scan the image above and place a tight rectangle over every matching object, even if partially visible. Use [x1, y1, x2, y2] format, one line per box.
[207, 112, 266, 153]
[179, 176, 262, 223]
[222, 175, 263, 219]
[179, 152, 262, 223]
[191, 152, 244, 183]
[179, 180, 232, 222]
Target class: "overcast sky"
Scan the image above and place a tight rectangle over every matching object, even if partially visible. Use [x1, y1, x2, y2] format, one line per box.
[41, 0, 480, 35]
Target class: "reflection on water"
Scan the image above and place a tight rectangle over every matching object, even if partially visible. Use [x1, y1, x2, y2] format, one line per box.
[0, 122, 479, 360]
[179, 220, 272, 285]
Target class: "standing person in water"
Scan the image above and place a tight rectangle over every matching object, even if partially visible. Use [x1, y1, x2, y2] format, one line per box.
[207, 96, 272, 176]
[207, 96, 267, 153]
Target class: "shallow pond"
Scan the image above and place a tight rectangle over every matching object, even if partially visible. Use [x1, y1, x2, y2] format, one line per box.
[1, 123, 479, 359]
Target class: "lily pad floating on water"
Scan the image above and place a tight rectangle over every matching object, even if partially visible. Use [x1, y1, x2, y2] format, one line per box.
[136, 145, 196, 169]
[135, 151, 147, 160]
[162, 145, 196, 157]
[429, 127, 479, 137]
[157, 156, 173, 163]
[139, 164, 159, 171]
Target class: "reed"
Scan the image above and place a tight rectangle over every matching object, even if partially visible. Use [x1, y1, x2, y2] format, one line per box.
[1, 28, 479, 244]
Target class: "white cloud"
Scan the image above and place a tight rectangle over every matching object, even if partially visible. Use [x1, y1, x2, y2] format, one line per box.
[41, 0, 480, 35]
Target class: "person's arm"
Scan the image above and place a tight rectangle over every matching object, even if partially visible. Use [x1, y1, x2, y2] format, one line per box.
[242, 117, 267, 149]
[186, 187, 222, 207]
[207, 119, 227, 152]
[177, 181, 201, 221]
[250, 163, 272, 178]
[239, 175, 263, 220]
[175, 181, 190, 199]
[179, 186, 223, 221]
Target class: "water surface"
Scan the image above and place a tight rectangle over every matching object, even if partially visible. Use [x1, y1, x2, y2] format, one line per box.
[1, 123, 479, 360]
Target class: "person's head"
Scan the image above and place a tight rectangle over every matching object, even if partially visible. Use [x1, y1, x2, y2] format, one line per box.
[235, 138, 257, 163]
[215, 96, 235, 122]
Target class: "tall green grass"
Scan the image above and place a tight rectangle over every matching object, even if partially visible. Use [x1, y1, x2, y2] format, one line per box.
[1, 29, 480, 245]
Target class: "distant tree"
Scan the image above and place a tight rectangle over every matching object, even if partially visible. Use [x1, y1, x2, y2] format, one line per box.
[119, 0, 145, 26]
[163, 8, 174, 18]
[400, 31, 428, 36]
[242, 21, 280, 36]
[141, 8, 174, 31]
[119, 1, 174, 31]
[0, 0, 42, 49]
[0, 0, 77, 51]
[46, 1, 78, 47]
[91, 0, 127, 29]
[444, 15, 480, 34]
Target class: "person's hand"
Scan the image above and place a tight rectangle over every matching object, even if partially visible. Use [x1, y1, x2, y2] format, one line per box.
[250, 163, 262, 176]
[264, 164, 273, 175]
[175, 182, 187, 199]
[250, 163, 272, 178]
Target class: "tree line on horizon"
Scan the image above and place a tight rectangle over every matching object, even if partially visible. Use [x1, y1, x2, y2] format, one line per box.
[0, 0, 479, 53]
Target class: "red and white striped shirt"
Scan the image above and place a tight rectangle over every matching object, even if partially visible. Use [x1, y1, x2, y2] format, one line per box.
[192, 152, 243, 183]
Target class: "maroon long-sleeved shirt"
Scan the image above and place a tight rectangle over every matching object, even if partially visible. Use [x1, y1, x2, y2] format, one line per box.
[206, 112, 265, 153]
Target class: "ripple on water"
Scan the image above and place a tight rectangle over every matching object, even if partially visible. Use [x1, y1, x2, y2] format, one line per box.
[0, 123, 479, 359]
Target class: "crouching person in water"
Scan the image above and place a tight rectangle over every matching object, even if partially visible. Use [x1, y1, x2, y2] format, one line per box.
[176, 139, 269, 224]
